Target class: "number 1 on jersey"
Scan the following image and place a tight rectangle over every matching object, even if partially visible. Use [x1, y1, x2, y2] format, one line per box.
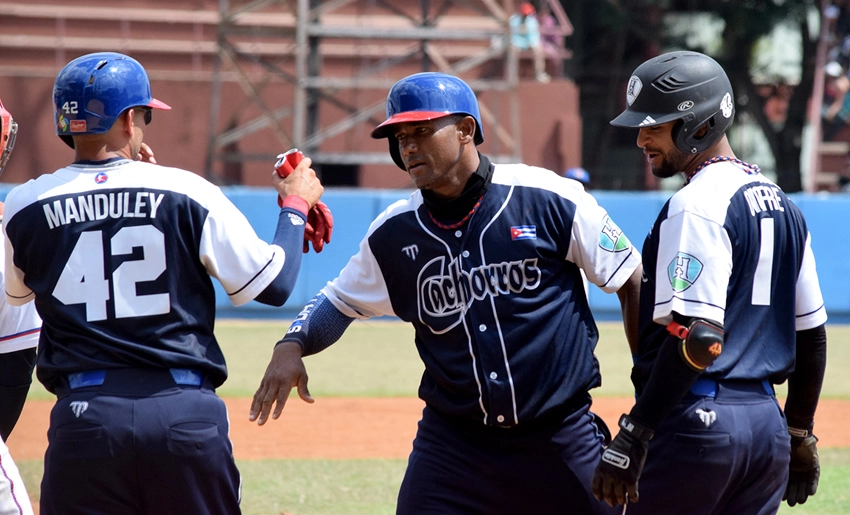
[752, 217, 774, 306]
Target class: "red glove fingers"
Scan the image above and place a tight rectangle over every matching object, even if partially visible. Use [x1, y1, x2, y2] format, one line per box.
[305, 201, 333, 253]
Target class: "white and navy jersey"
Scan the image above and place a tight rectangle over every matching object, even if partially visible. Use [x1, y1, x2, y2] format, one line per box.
[321, 163, 640, 427]
[635, 161, 827, 386]
[3, 159, 287, 392]
[0, 232, 40, 354]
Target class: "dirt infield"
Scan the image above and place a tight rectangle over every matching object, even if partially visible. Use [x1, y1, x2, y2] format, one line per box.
[8, 397, 850, 461]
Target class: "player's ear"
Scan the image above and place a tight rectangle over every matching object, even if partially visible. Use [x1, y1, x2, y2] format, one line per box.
[115, 108, 134, 135]
[456, 116, 476, 144]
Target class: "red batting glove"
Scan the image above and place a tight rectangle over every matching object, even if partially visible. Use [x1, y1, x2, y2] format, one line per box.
[304, 201, 333, 253]
[274, 149, 303, 208]
[273, 149, 332, 253]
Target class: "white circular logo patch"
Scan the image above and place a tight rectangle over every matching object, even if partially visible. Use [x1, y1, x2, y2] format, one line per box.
[677, 100, 694, 111]
[626, 76, 642, 106]
[720, 92, 733, 118]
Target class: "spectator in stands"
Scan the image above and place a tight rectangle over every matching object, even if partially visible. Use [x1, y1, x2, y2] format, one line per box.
[538, 2, 564, 78]
[510, 2, 551, 83]
[823, 62, 850, 141]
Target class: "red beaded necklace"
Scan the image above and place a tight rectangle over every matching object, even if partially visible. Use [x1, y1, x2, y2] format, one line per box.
[685, 156, 760, 185]
[427, 195, 484, 230]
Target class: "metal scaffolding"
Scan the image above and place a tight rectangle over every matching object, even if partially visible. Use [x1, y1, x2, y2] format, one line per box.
[203, 0, 570, 182]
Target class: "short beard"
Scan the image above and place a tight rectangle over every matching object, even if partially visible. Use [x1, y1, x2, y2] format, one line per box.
[652, 147, 690, 179]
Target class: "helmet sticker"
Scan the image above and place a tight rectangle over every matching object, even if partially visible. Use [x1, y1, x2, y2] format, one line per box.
[70, 120, 86, 132]
[626, 76, 642, 106]
[720, 93, 733, 118]
[677, 101, 694, 111]
[57, 114, 69, 133]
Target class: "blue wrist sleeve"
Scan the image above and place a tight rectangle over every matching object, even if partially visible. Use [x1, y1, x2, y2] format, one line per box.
[278, 292, 354, 356]
[254, 208, 306, 306]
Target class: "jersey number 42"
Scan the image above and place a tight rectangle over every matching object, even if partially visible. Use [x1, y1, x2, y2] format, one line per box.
[53, 226, 171, 321]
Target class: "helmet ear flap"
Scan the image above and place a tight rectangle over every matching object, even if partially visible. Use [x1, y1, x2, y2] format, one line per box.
[673, 116, 719, 154]
[387, 137, 406, 171]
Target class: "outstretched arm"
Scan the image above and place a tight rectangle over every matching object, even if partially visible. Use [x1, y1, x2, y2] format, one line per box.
[254, 157, 324, 306]
[249, 293, 354, 424]
[615, 264, 642, 356]
[593, 313, 719, 506]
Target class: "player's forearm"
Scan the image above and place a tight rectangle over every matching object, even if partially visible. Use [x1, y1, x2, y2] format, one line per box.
[616, 265, 642, 356]
[784, 324, 827, 434]
[278, 292, 354, 356]
[254, 206, 307, 306]
[629, 331, 701, 430]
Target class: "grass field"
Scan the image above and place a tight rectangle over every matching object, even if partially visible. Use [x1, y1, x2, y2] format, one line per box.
[18, 320, 850, 514]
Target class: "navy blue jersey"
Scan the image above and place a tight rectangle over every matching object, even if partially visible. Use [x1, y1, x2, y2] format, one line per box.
[319, 163, 640, 427]
[635, 161, 827, 387]
[3, 159, 289, 392]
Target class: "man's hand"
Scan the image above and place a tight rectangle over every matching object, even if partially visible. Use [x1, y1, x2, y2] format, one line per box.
[592, 414, 653, 507]
[136, 142, 157, 164]
[273, 155, 324, 209]
[249, 341, 314, 425]
[784, 432, 819, 506]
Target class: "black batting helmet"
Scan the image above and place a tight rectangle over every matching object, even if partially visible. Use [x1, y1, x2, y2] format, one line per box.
[610, 51, 735, 154]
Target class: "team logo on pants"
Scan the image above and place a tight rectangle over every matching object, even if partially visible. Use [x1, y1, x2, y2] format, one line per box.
[70, 401, 89, 418]
[695, 408, 717, 427]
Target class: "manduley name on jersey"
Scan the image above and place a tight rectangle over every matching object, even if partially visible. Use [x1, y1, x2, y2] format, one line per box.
[42, 192, 166, 229]
[743, 184, 785, 217]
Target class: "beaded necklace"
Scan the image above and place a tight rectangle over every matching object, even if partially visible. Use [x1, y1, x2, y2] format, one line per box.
[427, 195, 484, 230]
[685, 156, 760, 185]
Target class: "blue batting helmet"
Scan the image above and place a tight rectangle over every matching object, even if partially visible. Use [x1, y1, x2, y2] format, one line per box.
[54, 52, 171, 148]
[371, 72, 484, 170]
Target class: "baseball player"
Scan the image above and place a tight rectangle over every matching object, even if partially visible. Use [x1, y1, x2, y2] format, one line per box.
[0, 97, 37, 515]
[0, 98, 40, 442]
[2, 52, 326, 515]
[251, 72, 642, 514]
[592, 51, 827, 514]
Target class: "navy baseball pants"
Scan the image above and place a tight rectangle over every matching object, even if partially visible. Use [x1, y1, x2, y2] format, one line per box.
[40, 369, 241, 515]
[397, 399, 619, 515]
[628, 380, 790, 515]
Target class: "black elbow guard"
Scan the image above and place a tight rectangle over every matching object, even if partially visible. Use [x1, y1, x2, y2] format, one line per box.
[667, 319, 724, 371]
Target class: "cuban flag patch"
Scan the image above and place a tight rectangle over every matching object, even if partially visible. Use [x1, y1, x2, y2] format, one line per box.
[511, 225, 536, 240]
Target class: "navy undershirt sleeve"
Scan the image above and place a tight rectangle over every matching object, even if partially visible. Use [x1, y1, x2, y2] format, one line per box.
[630, 331, 701, 431]
[785, 324, 827, 433]
[277, 292, 354, 356]
[254, 207, 306, 306]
